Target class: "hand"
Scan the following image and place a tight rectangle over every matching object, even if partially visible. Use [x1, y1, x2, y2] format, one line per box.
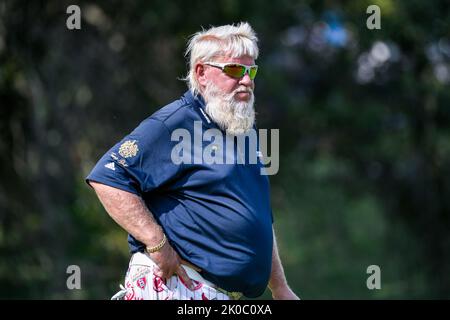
[271, 285, 300, 300]
[149, 242, 201, 291]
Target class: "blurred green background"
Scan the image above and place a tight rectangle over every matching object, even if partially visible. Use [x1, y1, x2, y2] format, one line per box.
[1, 0, 449, 299]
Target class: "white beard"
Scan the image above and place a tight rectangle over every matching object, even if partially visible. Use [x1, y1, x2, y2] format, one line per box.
[203, 81, 255, 135]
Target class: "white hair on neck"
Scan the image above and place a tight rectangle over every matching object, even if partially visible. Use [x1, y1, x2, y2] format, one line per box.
[184, 22, 259, 96]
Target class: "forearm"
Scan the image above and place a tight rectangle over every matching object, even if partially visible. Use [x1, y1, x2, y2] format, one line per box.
[268, 228, 288, 291]
[89, 181, 164, 247]
[268, 227, 300, 299]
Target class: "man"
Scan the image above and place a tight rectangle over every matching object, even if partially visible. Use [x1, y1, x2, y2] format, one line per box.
[86, 22, 299, 300]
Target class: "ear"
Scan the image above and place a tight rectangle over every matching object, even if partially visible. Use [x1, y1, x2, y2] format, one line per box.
[195, 63, 208, 88]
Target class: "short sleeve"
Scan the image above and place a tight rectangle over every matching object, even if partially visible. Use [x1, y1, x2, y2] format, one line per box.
[86, 118, 181, 195]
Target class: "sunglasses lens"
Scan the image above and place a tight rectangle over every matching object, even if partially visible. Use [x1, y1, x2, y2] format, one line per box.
[249, 66, 258, 80]
[223, 65, 245, 78]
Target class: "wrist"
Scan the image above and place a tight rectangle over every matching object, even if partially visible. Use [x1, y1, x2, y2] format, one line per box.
[145, 234, 167, 253]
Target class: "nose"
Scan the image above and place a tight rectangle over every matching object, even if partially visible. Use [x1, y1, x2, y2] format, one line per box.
[239, 73, 253, 87]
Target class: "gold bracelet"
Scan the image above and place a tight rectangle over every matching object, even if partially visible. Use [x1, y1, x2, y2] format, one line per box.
[146, 234, 167, 253]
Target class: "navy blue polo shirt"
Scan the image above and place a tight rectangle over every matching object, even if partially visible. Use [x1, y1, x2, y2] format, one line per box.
[86, 91, 274, 297]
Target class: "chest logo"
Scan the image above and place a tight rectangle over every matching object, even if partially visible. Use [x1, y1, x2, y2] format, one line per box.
[119, 140, 139, 158]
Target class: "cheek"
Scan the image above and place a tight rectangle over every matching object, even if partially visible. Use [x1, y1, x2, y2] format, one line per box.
[209, 72, 239, 93]
[222, 79, 239, 93]
[212, 79, 236, 94]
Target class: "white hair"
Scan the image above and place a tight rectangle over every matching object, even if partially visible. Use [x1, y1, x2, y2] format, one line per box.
[184, 22, 259, 96]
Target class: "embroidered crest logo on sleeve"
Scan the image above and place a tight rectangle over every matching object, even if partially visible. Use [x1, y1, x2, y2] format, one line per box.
[119, 140, 139, 158]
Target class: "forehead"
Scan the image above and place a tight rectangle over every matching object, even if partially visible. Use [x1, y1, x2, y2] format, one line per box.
[213, 54, 255, 65]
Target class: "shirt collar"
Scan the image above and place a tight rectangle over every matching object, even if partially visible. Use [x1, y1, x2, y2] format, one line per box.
[183, 90, 211, 124]
[184, 90, 206, 109]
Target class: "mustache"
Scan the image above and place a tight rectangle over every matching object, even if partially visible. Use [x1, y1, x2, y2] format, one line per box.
[234, 88, 253, 94]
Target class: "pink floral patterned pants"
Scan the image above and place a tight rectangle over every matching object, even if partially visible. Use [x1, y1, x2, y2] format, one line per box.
[111, 252, 242, 300]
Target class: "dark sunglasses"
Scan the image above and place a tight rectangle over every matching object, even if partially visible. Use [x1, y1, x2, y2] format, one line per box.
[204, 62, 258, 80]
